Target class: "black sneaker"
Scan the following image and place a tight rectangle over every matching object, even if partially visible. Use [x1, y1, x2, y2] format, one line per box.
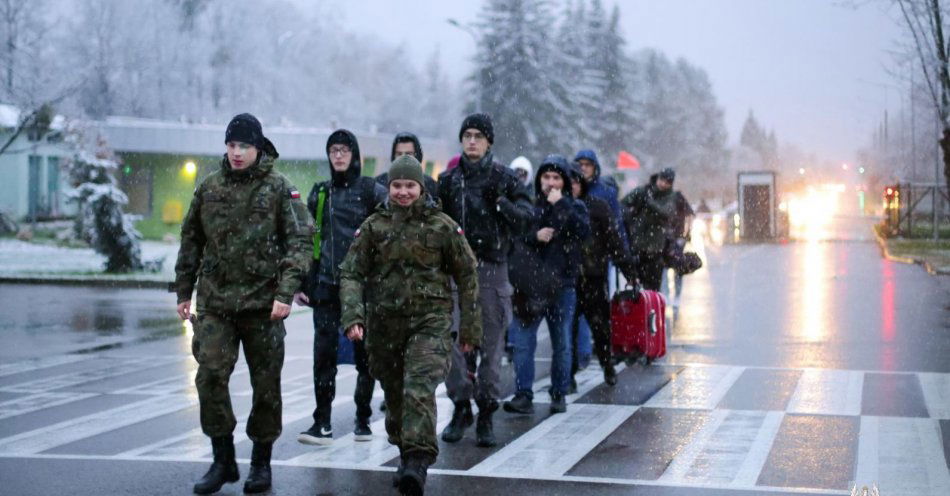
[297, 423, 333, 445]
[568, 377, 578, 394]
[550, 393, 567, 414]
[502, 393, 534, 414]
[354, 418, 372, 442]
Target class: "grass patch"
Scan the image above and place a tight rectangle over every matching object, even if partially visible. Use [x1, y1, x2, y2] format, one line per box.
[887, 238, 950, 271]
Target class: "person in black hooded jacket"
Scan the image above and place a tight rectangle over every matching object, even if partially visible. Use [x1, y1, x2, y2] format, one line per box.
[438, 113, 534, 448]
[375, 132, 439, 196]
[566, 163, 638, 389]
[503, 154, 590, 416]
[296, 129, 387, 447]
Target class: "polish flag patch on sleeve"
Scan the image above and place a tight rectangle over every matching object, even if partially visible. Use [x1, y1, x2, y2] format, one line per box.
[354, 228, 361, 238]
[456, 226, 464, 235]
[289, 188, 301, 199]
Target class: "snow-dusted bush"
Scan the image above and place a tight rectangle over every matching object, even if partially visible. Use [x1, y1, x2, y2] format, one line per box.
[64, 128, 142, 273]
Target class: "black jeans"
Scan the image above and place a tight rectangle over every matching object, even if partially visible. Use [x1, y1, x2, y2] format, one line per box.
[572, 274, 612, 378]
[636, 251, 665, 291]
[311, 299, 374, 425]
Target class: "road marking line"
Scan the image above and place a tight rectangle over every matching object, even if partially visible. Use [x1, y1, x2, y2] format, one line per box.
[786, 369, 863, 416]
[0, 392, 99, 420]
[0, 395, 195, 454]
[918, 372, 950, 419]
[858, 416, 950, 496]
[0, 452, 851, 494]
[0, 355, 91, 378]
[0, 356, 182, 394]
[125, 370, 349, 458]
[286, 397, 454, 467]
[731, 410, 784, 487]
[467, 404, 638, 477]
[658, 408, 731, 483]
[853, 416, 878, 487]
[645, 365, 744, 409]
[531, 362, 627, 403]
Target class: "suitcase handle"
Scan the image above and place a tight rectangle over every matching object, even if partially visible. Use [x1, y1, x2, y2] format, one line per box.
[648, 309, 657, 336]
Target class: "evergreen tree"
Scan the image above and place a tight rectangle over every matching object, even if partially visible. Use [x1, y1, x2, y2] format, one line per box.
[65, 127, 143, 273]
[555, 0, 589, 150]
[471, 0, 570, 162]
[591, 5, 637, 168]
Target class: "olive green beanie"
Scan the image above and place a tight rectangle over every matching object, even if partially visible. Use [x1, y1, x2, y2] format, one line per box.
[388, 155, 425, 190]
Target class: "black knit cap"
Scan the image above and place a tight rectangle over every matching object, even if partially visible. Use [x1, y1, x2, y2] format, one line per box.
[659, 167, 676, 183]
[459, 113, 494, 145]
[224, 113, 264, 147]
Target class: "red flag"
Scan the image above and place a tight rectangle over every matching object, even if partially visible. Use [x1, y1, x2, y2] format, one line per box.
[617, 150, 640, 170]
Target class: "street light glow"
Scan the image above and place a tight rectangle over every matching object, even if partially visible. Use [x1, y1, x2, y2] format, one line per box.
[859, 167, 865, 174]
[183, 161, 197, 178]
[799, 168, 805, 175]
[842, 163, 849, 170]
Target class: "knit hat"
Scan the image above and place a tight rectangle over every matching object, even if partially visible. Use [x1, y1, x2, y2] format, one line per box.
[388, 155, 425, 190]
[225, 113, 264, 147]
[658, 167, 676, 183]
[459, 113, 494, 144]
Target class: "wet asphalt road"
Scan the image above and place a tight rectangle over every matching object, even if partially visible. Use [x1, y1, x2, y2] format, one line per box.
[0, 215, 948, 496]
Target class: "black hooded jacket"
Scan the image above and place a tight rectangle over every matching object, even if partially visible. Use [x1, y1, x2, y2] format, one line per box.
[375, 132, 438, 195]
[509, 154, 590, 297]
[304, 129, 387, 299]
[437, 151, 534, 264]
[567, 163, 638, 281]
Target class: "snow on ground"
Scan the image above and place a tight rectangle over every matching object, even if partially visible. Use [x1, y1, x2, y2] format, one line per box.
[0, 239, 178, 280]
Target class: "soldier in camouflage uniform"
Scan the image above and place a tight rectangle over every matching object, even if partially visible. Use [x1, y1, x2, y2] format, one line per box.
[174, 113, 313, 495]
[340, 156, 481, 496]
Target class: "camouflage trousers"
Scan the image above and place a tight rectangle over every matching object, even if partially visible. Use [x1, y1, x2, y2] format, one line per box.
[365, 312, 452, 462]
[191, 311, 286, 443]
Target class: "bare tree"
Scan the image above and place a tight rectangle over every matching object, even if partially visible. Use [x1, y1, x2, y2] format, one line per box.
[894, 0, 950, 190]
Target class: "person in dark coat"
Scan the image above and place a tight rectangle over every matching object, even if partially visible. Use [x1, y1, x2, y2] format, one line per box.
[503, 154, 590, 416]
[566, 163, 638, 388]
[376, 132, 438, 196]
[438, 113, 534, 447]
[297, 129, 387, 447]
[574, 149, 624, 242]
[621, 168, 677, 291]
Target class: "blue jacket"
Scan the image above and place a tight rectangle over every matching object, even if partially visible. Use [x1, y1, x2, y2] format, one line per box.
[574, 149, 626, 244]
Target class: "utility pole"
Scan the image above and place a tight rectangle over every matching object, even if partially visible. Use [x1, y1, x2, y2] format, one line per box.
[447, 18, 481, 113]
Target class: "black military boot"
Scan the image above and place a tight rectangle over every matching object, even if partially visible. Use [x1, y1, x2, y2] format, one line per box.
[475, 398, 498, 447]
[243, 442, 272, 494]
[440, 400, 473, 443]
[193, 435, 239, 494]
[398, 453, 430, 496]
[604, 362, 618, 386]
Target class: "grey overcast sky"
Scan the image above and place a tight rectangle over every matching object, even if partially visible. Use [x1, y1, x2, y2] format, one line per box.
[321, 0, 904, 162]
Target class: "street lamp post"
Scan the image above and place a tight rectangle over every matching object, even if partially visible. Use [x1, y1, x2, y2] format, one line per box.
[447, 18, 481, 113]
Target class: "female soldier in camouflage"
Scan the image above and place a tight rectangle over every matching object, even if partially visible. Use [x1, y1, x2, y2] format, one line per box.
[339, 155, 481, 496]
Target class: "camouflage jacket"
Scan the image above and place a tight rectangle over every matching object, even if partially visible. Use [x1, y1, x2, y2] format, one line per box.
[174, 154, 314, 314]
[339, 196, 482, 347]
[621, 182, 675, 253]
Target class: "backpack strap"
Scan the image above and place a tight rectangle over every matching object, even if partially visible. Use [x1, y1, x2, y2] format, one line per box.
[312, 182, 328, 260]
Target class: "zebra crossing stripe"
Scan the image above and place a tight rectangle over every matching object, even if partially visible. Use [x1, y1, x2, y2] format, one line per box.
[0, 355, 91, 378]
[0, 395, 195, 455]
[855, 416, 950, 496]
[918, 372, 950, 419]
[0, 392, 99, 420]
[0, 357, 182, 393]
[731, 411, 784, 487]
[645, 365, 745, 410]
[786, 369, 864, 416]
[467, 404, 637, 477]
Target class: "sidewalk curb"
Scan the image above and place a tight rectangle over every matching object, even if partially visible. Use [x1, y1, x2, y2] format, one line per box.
[872, 226, 950, 276]
[0, 275, 172, 289]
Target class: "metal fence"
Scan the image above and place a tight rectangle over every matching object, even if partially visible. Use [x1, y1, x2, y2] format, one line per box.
[883, 183, 950, 239]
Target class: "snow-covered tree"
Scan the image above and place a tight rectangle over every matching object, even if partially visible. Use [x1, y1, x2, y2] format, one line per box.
[471, 0, 571, 162]
[590, 4, 637, 168]
[65, 126, 142, 273]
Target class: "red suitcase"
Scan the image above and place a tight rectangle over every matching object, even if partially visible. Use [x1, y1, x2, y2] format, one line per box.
[610, 288, 666, 361]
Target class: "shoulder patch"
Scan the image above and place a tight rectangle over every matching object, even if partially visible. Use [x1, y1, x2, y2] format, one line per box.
[456, 226, 464, 236]
[354, 228, 361, 238]
[288, 187, 301, 199]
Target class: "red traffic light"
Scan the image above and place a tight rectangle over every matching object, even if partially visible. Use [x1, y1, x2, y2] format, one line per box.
[885, 187, 893, 196]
